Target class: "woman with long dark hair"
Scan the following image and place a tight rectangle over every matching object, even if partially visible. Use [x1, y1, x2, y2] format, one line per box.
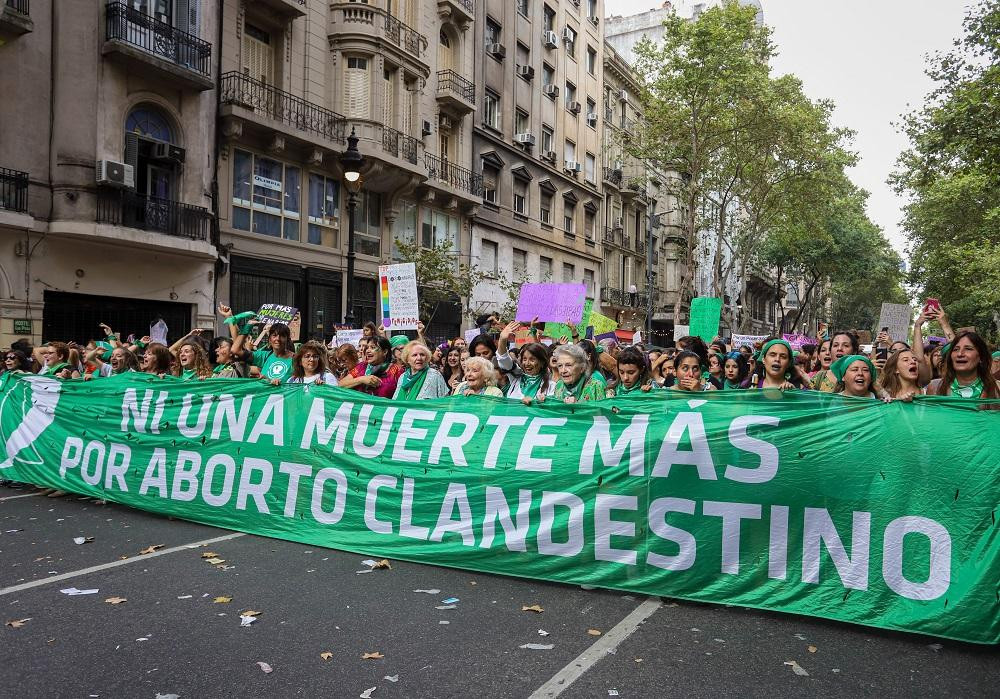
[927, 331, 1000, 399]
[441, 344, 465, 391]
[878, 349, 922, 401]
[722, 351, 749, 390]
[340, 335, 403, 398]
[612, 347, 656, 395]
[810, 331, 858, 392]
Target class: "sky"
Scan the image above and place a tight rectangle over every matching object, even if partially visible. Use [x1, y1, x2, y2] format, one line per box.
[606, 0, 971, 257]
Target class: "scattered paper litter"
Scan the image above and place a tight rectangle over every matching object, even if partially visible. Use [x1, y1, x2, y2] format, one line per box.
[204, 558, 225, 566]
[793, 633, 807, 641]
[256, 661, 273, 674]
[372, 559, 391, 570]
[784, 660, 809, 677]
[155, 694, 179, 699]
[522, 605, 544, 614]
[808, 645, 817, 653]
[362, 652, 384, 660]
[609, 691, 620, 697]
[200, 552, 219, 558]
[413, 589, 441, 594]
[139, 545, 164, 555]
[439, 621, 450, 625]
[538, 630, 550, 636]
[240, 616, 257, 627]
[73, 537, 94, 545]
[359, 688, 377, 699]
[587, 629, 602, 636]
[355, 569, 373, 575]
[435, 605, 457, 610]
[441, 597, 459, 604]
[383, 675, 399, 683]
[213, 596, 232, 604]
[519, 643, 554, 650]
[60, 587, 99, 595]
[5, 618, 31, 628]
[176, 595, 193, 600]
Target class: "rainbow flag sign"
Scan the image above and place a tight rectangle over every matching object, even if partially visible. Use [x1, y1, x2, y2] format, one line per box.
[378, 263, 420, 331]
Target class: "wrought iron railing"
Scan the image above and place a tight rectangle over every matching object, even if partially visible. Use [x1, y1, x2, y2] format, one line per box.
[603, 226, 615, 243]
[383, 14, 426, 58]
[601, 287, 649, 308]
[96, 189, 211, 241]
[382, 126, 419, 164]
[0, 167, 28, 213]
[436, 70, 474, 103]
[220, 72, 347, 144]
[424, 153, 482, 196]
[449, 0, 474, 13]
[105, 1, 212, 77]
[5, 0, 29, 15]
[603, 166, 622, 187]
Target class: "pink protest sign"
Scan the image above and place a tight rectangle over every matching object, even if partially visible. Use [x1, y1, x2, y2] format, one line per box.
[515, 283, 587, 323]
[782, 333, 817, 351]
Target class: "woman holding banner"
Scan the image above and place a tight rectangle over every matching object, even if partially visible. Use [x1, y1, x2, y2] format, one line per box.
[497, 324, 554, 403]
[552, 344, 605, 402]
[809, 331, 858, 392]
[177, 341, 213, 381]
[877, 349, 922, 401]
[927, 331, 1000, 400]
[831, 355, 878, 399]
[393, 341, 449, 400]
[288, 341, 339, 386]
[340, 336, 403, 398]
[232, 322, 295, 384]
[452, 356, 504, 397]
[753, 339, 803, 391]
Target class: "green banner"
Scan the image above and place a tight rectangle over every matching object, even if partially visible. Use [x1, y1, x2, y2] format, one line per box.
[2, 374, 998, 643]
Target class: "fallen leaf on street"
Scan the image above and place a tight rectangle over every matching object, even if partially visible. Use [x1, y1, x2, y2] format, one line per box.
[213, 596, 232, 604]
[362, 652, 384, 660]
[372, 559, 391, 570]
[784, 660, 809, 677]
[200, 552, 219, 558]
[104, 597, 127, 605]
[139, 545, 164, 555]
[522, 605, 544, 614]
[119, 555, 129, 560]
[241, 610, 261, 617]
[5, 618, 31, 629]
[808, 645, 817, 653]
[320, 652, 333, 661]
[359, 688, 376, 699]
[519, 643, 554, 650]
[587, 629, 602, 636]
[204, 558, 226, 565]
[256, 661, 272, 674]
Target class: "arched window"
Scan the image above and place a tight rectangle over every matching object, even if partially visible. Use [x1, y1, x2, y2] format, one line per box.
[126, 106, 174, 143]
[439, 29, 450, 48]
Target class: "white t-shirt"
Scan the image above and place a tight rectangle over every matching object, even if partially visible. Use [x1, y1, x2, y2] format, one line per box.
[288, 372, 339, 385]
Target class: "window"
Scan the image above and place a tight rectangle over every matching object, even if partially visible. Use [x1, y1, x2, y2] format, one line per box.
[564, 26, 576, 57]
[516, 42, 530, 73]
[307, 173, 340, 247]
[564, 140, 576, 163]
[543, 5, 555, 32]
[562, 262, 575, 283]
[587, 0, 598, 20]
[485, 18, 501, 46]
[586, 46, 597, 75]
[587, 97, 596, 124]
[513, 178, 528, 216]
[232, 149, 301, 241]
[584, 269, 594, 298]
[541, 125, 554, 153]
[515, 109, 528, 135]
[585, 210, 596, 240]
[585, 153, 596, 183]
[539, 256, 553, 280]
[484, 91, 500, 129]
[481, 239, 499, 276]
[517, 0, 529, 18]
[391, 201, 418, 262]
[540, 192, 552, 225]
[242, 23, 273, 85]
[344, 56, 370, 118]
[354, 190, 382, 257]
[421, 207, 461, 252]
[482, 161, 499, 204]
[513, 248, 528, 276]
[542, 63, 555, 87]
[565, 81, 576, 109]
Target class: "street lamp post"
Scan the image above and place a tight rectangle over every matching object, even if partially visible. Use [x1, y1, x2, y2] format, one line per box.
[645, 207, 676, 342]
[341, 128, 364, 328]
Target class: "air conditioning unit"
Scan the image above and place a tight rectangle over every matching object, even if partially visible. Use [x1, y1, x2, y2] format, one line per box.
[438, 114, 453, 130]
[567, 101, 582, 114]
[543, 30, 558, 49]
[542, 83, 559, 97]
[565, 160, 581, 173]
[152, 142, 185, 163]
[542, 150, 557, 162]
[487, 42, 506, 59]
[422, 120, 433, 136]
[614, 217, 625, 230]
[589, 15, 599, 27]
[96, 160, 135, 189]
[562, 27, 574, 42]
[516, 65, 535, 80]
[515, 133, 536, 146]
[586, 113, 598, 126]
[618, 88, 628, 102]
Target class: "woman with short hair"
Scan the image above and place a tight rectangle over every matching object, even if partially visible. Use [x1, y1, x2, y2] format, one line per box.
[394, 341, 449, 400]
[452, 356, 503, 397]
[233, 322, 296, 383]
[142, 343, 173, 377]
[340, 335, 403, 398]
[552, 344, 605, 402]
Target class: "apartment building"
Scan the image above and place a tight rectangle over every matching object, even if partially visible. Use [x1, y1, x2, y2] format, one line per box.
[0, 0, 218, 348]
[216, 0, 480, 341]
[469, 0, 605, 317]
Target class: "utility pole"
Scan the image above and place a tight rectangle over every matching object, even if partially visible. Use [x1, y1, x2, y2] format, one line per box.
[646, 207, 676, 343]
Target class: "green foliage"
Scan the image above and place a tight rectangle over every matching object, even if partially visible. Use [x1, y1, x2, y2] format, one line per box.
[394, 239, 485, 323]
[891, 0, 1000, 337]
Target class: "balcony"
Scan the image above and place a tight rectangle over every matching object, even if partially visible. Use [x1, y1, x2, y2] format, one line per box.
[601, 287, 649, 309]
[256, 0, 306, 19]
[103, 2, 213, 91]
[424, 153, 482, 199]
[96, 189, 212, 242]
[0, 167, 29, 214]
[382, 126, 419, 165]
[603, 166, 622, 189]
[220, 72, 347, 149]
[436, 70, 475, 114]
[0, 0, 32, 38]
[437, 0, 474, 28]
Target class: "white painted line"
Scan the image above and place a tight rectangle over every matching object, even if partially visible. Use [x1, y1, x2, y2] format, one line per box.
[0, 532, 247, 597]
[0, 492, 43, 502]
[528, 597, 662, 699]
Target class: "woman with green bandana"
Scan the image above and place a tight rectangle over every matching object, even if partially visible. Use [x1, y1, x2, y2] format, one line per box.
[496, 321, 554, 404]
[810, 331, 858, 392]
[393, 341, 449, 400]
[831, 355, 878, 399]
[552, 344, 605, 403]
[927, 331, 1000, 400]
[722, 351, 749, 389]
[37, 342, 78, 380]
[452, 356, 504, 397]
[611, 347, 657, 396]
[753, 339, 803, 390]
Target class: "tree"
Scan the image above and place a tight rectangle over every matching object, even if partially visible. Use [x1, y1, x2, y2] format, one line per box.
[891, 0, 1000, 337]
[394, 240, 485, 326]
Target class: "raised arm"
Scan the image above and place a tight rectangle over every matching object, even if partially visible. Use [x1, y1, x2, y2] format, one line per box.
[912, 310, 931, 386]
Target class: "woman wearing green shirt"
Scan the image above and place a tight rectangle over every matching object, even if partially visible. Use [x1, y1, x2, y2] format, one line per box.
[233, 322, 295, 384]
[393, 341, 450, 400]
[552, 344, 604, 403]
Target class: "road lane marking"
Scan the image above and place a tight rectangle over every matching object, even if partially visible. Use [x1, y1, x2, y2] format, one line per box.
[0, 532, 247, 597]
[528, 597, 662, 699]
[0, 492, 43, 502]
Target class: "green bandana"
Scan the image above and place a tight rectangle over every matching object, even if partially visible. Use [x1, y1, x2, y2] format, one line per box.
[225, 311, 258, 337]
[950, 377, 984, 399]
[992, 351, 1000, 361]
[759, 339, 794, 362]
[830, 354, 877, 384]
[616, 381, 643, 395]
[365, 361, 390, 377]
[389, 335, 410, 350]
[397, 367, 428, 400]
[517, 373, 544, 399]
[723, 379, 742, 390]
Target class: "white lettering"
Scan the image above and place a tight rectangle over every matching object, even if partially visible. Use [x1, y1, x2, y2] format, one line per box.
[279, 462, 312, 517]
[882, 516, 951, 601]
[647, 497, 697, 570]
[59, 437, 83, 478]
[247, 395, 284, 446]
[210, 395, 253, 441]
[430, 482, 475, 546]
[353, 406, 397, 458]
[723, 415, 780, 484]
[480, 487, 532, 551]
[201, 454, 236, 507]
[802, 508, 870, 590]
[311, 467, 348, 525]
[516, 418, 567, 473]
[364, 475, 397, 534]
[594, 494, 638, 565]
[537, 491, 584, 557]
[768, 505, 789, 580]
[651, 412, 716, 480]
[428, 412, 480, 467]
[399, 478, 429, 540]
[235, 458, 273, 514]
[484, 415, 528, 469]
[392, 409, 437, 463]
[170, 450, 202, 502]
[104, 443, 131, 492]
[300, 399, 353, 452]
[178, 394, 213, 438]
[580, 415, 648, 476]
[702, 500, 762, 574]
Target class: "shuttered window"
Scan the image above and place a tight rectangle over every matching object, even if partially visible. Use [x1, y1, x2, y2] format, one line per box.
[345, 57, 370, 118]
[243, 23, 273, 84]
[382, 69, 394, 129]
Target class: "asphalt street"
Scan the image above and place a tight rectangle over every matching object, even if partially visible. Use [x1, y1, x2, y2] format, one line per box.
[1, 483, 996, 698]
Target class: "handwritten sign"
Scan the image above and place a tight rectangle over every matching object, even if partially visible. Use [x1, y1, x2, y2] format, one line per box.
[782, 333, 817, 351]
[589, 312, 618, 337]
[515, 283, 586, 323]
[689, 297, 722, 343]
[673, 324, 689, 339]
[731, 334, 768, 349]
[149, 319, 168, 345]
[463, 328, 481, 345]
[257, 303, 301, 340]
[331, 328, 363, 348]
[378, 263, 420, 331]
[877, 302, 912, 344]
[543, 322, 573, 342]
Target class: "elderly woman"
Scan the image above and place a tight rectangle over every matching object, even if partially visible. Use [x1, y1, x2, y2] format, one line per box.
[552, 344, 605, 403]
[394, 341, 450, 400]
[452, 356, 503, 397]
[831, 354, 878, 399]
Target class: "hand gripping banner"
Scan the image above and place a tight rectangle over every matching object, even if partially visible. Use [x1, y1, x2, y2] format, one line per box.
[2, 374, 998, 643]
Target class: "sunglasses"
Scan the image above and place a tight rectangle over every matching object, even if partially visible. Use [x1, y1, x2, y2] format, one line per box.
[5, 356, 17, 360]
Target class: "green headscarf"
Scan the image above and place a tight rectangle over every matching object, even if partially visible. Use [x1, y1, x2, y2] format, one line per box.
[830, 354, 877, 384]
[992, 351, 1000, 361]
[389, 335, 410, 350]
[759, 339, 794, 361]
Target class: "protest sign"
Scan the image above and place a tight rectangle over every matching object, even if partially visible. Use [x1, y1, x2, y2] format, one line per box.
[589, 312, 618, 337]
[3, 373, 998, 644]
[689, 297, 723, 342]
[673, 324, 689, 339]
[378, 263, 420, 331]
[732, 334, 768, 349]
[782, 333, 817, 351]
[463, 328, 480, 345]
[332, 329, 363, 348]
[580, 299, 594, 330]
[256, 304, 301, 339]
[149, 319, 168, 345]
[515, 283, 586, 323]
[543, 322, 573, 342]
[877, 303, 912, 344]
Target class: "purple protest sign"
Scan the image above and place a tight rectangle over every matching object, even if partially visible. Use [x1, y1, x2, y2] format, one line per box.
[782, 333, 817, 351]
[515, 283, 587, 323]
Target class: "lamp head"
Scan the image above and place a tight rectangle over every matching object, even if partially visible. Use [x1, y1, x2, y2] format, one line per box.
[341, 127, 364, 185]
